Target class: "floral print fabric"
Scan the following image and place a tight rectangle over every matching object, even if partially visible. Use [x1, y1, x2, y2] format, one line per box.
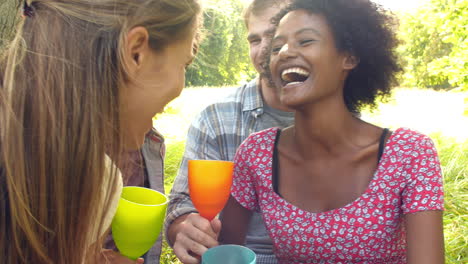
[231, 127, 444, 264]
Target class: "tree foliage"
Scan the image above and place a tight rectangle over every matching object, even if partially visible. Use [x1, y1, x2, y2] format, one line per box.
[186, 0, 256, 86]
[398, 0, 468, 90]
[0, 0, 20, 50]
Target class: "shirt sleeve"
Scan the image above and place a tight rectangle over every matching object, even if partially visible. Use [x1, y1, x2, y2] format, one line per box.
[230, 135, 259, 212]
[401, 135, 444, 214]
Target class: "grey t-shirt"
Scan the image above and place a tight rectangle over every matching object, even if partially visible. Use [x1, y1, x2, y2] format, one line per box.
[260, 103, 295, 130]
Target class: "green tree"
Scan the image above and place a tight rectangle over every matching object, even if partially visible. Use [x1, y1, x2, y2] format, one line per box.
[428, 0, 468, 91]
[398, 0, 468, 90]
[186, 0, 256, 86]
[0, 0, 20, 50]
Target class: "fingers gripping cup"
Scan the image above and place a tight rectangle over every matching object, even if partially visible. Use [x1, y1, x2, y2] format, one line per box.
[202, 245, 257, 264]
[188, 160, 234, 220]
[111, 186, 168, 260]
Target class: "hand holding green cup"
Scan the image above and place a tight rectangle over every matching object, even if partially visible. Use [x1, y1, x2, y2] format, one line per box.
[111, 186, 168, 260]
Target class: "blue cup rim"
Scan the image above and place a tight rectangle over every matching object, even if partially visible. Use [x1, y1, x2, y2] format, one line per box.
[202, 244, 256, 263]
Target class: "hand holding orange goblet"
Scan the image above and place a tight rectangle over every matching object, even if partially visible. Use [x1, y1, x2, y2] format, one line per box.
[188, 160, 234, 220]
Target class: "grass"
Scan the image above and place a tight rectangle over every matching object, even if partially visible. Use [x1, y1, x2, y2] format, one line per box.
[434, 136, 468, 263]
[155, 87, 468, 264]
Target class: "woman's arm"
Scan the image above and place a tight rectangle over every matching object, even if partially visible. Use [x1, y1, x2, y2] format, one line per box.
[219, 196, 253, 245]
[405, 210, 444, 264]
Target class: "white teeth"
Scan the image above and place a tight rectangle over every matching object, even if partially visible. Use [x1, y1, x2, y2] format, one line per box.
[282, 67, 309, 77]
[287, 81, 303, 85]
[281, 67, 310, 82]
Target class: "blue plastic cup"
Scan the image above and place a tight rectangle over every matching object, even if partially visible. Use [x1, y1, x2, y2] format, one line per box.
[202, 245, 256, 264]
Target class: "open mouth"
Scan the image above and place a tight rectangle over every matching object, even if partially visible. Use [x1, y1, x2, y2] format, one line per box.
[281, 67, 310, 86]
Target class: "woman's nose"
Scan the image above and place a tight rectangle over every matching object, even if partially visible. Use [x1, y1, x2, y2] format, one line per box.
[278, 44, 297, 59]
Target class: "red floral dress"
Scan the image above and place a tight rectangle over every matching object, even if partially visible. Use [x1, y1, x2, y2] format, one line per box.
[231, 127, 444, 264]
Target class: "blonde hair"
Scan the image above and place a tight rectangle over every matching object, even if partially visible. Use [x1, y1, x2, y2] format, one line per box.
[0, 0, 201, 263]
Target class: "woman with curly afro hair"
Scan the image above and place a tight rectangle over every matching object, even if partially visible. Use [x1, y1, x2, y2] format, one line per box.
[220, 0, 445, 263]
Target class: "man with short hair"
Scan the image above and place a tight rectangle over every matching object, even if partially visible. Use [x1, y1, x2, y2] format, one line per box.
[165, 1, 292, 263]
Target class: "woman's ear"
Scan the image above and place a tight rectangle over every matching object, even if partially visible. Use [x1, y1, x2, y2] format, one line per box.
[124, 26, 150, 77]
[342, 54, 359, 70]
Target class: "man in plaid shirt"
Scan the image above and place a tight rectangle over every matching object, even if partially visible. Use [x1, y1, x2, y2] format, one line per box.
[165, 1, 293, 263]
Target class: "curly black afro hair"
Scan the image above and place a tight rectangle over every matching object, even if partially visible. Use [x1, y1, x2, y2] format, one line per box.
[264, 0, 402, 113]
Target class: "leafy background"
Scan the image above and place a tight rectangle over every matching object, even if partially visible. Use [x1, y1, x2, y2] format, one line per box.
[192, 0, 468, 91]
[1, 0, 467, 91]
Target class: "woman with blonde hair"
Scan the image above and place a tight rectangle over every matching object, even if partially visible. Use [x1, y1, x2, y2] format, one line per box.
[0, 0, 201, 263]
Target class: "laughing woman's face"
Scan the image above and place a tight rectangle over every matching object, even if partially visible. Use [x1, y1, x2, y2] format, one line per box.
[269, 10, 356, 109]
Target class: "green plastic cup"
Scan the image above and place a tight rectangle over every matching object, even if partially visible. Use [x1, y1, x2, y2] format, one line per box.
[202, 245, 257, 264]
[111, 186, 168, 260]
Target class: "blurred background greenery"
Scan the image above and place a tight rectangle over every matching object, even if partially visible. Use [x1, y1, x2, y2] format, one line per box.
[1, 0, 467, 91]
[186, 0, 468, 90]
[198, 0, 468, 89]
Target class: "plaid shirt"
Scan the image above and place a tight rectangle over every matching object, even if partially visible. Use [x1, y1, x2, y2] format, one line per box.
[165, 78, 294, 264]
[136, 129, 166, 263]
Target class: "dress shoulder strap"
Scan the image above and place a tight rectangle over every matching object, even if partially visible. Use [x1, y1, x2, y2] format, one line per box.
[377, 128, 390, 162]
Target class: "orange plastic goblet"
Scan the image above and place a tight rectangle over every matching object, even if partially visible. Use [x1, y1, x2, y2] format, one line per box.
[188, 160, 234, 220]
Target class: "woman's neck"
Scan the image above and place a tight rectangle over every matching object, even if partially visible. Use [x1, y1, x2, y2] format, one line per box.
[288, 101, 378, 159]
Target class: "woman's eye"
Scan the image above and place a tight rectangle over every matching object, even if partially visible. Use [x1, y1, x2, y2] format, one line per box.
[272, 46, 282, 54]
[300, 39, 315, 45]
